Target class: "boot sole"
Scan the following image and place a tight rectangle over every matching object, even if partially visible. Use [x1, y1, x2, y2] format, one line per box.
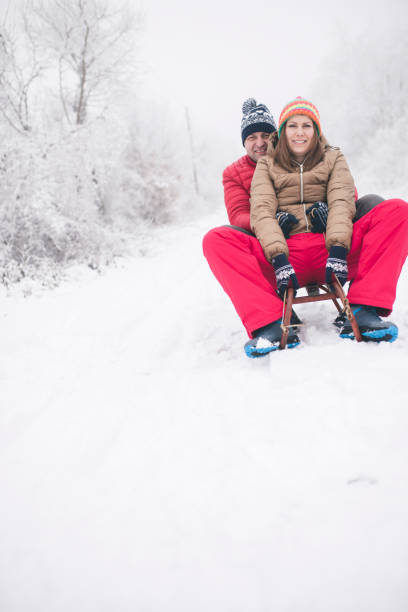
[245, 339, 300, 358]
[340, 323, 398, 343]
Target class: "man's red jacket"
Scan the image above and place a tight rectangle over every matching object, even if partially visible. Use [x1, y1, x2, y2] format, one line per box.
[222, 155, 256, 232]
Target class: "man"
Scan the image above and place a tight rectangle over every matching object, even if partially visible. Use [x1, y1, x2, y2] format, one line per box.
[222, 98, 277, 232]
[203, 98, 408, 357]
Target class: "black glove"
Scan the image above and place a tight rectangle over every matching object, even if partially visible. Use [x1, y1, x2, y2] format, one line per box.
[325, 246, 348, 287]
[272, 253, 300, 299]
[276, 211, 299, 239]
[306, 201, 328, 233]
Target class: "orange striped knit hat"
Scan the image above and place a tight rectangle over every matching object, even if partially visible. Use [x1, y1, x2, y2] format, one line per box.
[278, 97, 321, 138]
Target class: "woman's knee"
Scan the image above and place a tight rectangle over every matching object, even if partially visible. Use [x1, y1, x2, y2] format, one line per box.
[360, 198, 408, 229]
[387, 198, 408, 223]
[377, 198, 408, 217]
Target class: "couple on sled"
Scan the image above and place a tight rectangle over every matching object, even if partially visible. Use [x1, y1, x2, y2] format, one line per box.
[203, 96, 408, 357]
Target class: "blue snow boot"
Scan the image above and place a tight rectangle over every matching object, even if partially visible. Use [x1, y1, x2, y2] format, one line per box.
[339, 305, 398, 343]
[244, 319, 300, 358]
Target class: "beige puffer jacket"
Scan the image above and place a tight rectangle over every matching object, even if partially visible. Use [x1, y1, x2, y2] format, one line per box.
[250, 138, 356, 261]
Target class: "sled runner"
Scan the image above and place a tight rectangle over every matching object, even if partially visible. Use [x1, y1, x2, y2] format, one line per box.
[280, 276, 362, 349]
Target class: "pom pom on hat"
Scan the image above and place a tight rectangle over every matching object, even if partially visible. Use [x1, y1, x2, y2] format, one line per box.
[278, 97, 321, 138]
[241, 98, 277, 145]
[242, 98, 257, 114]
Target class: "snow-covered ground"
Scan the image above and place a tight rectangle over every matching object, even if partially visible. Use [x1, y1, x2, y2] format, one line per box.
[1, 210, 408, 612]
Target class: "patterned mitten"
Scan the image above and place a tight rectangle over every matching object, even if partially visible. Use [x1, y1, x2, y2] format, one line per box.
[276, 212, 299, 239]
[325, 246, 348, 287]
[272, 254, 300, 299]
[306, 201, 328, 233]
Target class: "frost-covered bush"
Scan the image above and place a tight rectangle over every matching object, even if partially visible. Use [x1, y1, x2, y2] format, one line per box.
[108, 100, 197, 227]
[115, 130, 184, 226]
[0, 105, 201, 286]
[0, 125, 124, 286]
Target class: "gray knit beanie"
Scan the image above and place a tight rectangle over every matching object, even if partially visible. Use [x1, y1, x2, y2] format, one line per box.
[241, 98, 277, 145]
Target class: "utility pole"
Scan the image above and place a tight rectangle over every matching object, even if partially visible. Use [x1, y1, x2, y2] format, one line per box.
[185, 107, 200, 196]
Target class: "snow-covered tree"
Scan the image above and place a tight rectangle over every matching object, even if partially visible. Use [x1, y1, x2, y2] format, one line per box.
[30, 0, 138, 125]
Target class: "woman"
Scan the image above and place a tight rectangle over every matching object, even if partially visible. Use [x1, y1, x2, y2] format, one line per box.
[250, 97, 355, 283]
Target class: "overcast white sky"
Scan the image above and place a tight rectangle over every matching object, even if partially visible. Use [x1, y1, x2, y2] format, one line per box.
[141, 0, 407, 159]
[1, 0, 407, 162]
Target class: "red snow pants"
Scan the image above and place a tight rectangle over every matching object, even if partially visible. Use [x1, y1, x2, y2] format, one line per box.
[202, 199, 408, 338]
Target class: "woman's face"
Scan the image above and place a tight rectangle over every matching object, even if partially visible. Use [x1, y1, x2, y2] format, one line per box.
[285, 114, 315, 160]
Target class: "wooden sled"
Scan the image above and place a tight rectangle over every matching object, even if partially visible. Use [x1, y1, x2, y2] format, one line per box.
[280, 276, 362, 349]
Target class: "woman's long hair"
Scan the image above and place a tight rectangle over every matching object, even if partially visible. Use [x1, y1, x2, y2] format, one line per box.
[271, 124, 325, 172]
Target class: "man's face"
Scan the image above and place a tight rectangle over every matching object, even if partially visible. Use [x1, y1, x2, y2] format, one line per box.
[244, 131, 271, 162]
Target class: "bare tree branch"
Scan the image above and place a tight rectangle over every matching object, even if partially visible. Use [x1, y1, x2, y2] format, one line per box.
[28, 0, 139, 125]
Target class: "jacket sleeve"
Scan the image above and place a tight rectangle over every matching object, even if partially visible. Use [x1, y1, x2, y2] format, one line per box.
[325, 151, 356, 251]
[222, 166, 251, 231]
[250, 158, 288, 260]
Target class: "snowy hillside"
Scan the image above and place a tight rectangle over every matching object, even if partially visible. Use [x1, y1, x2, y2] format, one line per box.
[1, 209, 408, 612]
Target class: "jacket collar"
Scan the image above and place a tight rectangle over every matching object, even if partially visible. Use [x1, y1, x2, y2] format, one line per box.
[245, 155, 257, 167]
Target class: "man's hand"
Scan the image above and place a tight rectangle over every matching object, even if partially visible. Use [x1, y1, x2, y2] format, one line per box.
[272, 254, 300, 299]
[325, 246, 348, 287]
[276, 211, 299, 239]
[307, 201, 328, 233]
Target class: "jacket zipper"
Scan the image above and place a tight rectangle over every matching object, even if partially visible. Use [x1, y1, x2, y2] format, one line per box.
[294, 160, 309, 232]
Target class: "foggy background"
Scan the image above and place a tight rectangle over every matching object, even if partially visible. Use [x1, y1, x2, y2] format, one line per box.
[3, 0, 407, 159]
[142, 0, 408, 161]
